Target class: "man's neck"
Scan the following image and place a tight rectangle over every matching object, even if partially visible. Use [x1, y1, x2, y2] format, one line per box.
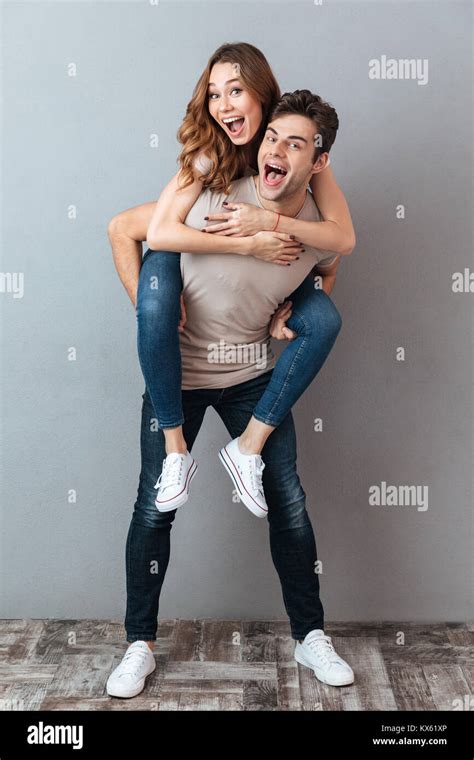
[252, 175, 307, 219]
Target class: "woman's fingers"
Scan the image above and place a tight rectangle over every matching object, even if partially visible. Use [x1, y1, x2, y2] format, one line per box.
[278, 251, 301, 259]
[282, 241, 305, 250]
[272, 252, 301, 263]
[203, 222, 235, 233]
[273, 232, 301, 243]
[205, 212, 232, 221]
[213, 228, 239, 236]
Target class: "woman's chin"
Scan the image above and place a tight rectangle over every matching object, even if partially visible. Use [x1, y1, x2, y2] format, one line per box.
[230, 133, 249, 146]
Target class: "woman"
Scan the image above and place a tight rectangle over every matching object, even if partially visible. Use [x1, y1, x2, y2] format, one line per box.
[113, 42, 355, 516]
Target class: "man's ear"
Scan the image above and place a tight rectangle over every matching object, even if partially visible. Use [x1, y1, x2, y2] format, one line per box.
[310, 152, 330, 176]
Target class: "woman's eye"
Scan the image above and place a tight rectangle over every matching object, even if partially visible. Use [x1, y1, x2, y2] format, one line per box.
[230, 88, 242, 96]
[267, 136, 275, 143]
[208, 93, 219, 100]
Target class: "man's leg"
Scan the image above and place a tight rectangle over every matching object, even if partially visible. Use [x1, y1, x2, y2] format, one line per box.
[215, 373, 324, 641]
[124, 386, 208, 645]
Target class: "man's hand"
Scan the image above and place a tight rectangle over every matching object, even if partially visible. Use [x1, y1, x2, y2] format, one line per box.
[178, 294, 187, 332]
[269, 300, 297, 341]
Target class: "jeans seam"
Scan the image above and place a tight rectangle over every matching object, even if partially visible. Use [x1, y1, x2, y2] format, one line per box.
[258, 311, 309, 425]
[158, 416, 185, 429]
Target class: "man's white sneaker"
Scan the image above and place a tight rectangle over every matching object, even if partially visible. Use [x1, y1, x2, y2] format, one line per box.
[106, 640, 156, 698]
[154, 451, 198, 511]
[218, 437, 268, 518]
[294, 629, 354, 686]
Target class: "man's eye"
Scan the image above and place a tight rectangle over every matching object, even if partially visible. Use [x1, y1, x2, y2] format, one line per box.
[289, 143, 299, 149]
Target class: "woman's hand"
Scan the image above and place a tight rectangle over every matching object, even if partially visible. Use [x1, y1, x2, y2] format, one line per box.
[203, 202, 276, 237]
[269, 300, 296, 341]
[245, 231, 304, 265]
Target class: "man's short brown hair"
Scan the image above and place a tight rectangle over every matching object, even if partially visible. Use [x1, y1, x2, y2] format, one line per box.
[269, 89, 339, 160]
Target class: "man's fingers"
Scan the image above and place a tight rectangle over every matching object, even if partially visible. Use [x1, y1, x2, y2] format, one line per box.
[275, 301, 292, 315]
[178, 294, 187, 331]
[282, 326, 296, 340]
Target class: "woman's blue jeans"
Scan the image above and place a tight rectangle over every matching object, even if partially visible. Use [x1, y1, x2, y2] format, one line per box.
[136, 249, 342, 430]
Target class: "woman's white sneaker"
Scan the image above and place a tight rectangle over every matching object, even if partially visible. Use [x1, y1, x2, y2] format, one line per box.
[294, 629, 354, 686]
[106, 640, 156, 698]
[154, 451, 198, 511]
[218, 437, 268, 518]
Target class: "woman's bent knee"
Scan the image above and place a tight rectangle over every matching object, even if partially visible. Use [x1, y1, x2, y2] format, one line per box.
[290, 291, 342, 340]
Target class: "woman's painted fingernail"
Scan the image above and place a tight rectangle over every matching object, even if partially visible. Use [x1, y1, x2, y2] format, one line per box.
[223, 201, 228, 206]
[204, 216, 209, 220]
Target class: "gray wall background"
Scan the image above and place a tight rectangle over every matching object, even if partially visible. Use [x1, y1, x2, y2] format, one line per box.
[1, 0, 472, 623]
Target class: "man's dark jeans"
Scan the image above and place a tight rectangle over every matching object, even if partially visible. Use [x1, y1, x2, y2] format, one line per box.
[125, 369, 325, 642]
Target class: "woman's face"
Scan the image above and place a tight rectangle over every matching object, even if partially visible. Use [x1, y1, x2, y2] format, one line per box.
[207, 62, 263, 146]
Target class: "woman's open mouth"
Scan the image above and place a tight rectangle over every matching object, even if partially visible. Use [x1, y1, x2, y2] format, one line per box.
[263, 162, 288, 188]
[222, 115, 245, 136]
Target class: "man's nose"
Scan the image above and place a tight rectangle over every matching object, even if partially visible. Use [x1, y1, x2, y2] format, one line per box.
[269, 143, 284, 157]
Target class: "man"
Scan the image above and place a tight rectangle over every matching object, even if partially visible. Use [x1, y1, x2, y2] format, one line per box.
[106, 90, 354, 698]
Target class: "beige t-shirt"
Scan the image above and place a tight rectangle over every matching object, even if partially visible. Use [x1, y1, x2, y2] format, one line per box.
[179, 174, 339, 390]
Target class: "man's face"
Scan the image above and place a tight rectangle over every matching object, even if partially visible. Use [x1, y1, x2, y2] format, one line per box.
[257, 114, 327, 202]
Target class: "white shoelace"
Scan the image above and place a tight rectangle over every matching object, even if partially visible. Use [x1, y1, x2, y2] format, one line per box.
[249, 457, 265, 495]
[305, 634, 338, 666]
[119, 647, 150, 677]
[154, 454, 185, 492]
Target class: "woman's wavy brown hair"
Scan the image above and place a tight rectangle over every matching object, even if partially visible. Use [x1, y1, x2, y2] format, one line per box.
[177, 42, 281, 194]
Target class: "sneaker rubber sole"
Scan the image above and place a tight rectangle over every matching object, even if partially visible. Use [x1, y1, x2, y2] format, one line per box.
[218, 446, 267, 518]
[294, 646, 354, 687]
[107, 657, 156, 698]
[155, 461, 198, 512]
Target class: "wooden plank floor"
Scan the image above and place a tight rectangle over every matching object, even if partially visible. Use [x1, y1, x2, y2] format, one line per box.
[0, 620, 472, 711]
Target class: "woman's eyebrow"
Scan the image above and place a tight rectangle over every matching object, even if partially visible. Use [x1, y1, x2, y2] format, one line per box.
[208, 78, 240, 88]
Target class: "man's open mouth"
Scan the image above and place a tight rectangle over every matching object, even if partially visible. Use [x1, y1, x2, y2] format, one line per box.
[263, 162, 288, 187]
[222, 116, 245, 135]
